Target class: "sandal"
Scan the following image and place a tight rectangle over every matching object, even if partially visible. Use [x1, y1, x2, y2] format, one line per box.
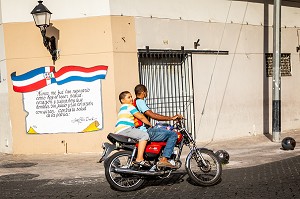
[133, 160, 151, 167]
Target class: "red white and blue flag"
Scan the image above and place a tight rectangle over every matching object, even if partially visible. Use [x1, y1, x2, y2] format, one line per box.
[11, 65, 108, 93]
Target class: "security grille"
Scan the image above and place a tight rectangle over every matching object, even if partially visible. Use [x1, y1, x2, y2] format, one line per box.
[265, 53, 292, 77]
[138, 49, 195, 136]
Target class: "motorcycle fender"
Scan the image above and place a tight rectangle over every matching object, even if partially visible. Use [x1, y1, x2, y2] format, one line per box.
[98, 142, 116, 163]
[185, 148, 213, 169]
[198, 148, 214, 153]
[185, 149, 194, 170]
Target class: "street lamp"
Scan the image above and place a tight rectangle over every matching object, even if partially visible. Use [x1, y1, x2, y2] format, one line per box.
[31, 1, 57, 62]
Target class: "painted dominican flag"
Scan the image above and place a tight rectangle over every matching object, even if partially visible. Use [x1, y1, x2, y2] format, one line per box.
[11, 66, 56, 93]
[11, 65, 108, 134]
[11, 65, 108, 93]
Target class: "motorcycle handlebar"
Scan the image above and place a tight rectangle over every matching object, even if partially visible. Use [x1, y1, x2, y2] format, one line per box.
[173, 117, 186, 127]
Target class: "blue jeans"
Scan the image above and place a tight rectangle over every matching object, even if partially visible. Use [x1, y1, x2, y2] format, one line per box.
[147, 127, 177, 158]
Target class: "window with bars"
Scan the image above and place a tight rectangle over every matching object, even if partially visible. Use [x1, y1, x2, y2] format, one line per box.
[265, 53, 292, 77]
[138, 50, 195, 136]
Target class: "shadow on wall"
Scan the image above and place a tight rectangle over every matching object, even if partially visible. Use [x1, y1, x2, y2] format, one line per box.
[47, 23, 60, 41]
[44, 23, 60, 64]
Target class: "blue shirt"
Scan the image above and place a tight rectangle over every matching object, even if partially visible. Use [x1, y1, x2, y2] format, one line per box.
[135, 98, 150, 132]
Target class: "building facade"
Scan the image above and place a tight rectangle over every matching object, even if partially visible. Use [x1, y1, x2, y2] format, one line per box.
[1, 0, 300, 154]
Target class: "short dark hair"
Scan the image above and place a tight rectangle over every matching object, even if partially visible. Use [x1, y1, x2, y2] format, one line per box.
[119, 91, 130, 103]
[134, 84, 147, 95]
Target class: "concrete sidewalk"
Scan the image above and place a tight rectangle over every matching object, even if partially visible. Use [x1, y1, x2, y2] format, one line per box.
[0, 130, 299, 181]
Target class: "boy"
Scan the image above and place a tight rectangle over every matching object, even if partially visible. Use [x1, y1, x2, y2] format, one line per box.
[134, 84, 182, 168]
[115, 91, 152, 166]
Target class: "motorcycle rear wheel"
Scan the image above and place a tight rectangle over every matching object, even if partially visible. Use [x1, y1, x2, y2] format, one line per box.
[186, 148, 222, 186]
[105, 150, 145, 192]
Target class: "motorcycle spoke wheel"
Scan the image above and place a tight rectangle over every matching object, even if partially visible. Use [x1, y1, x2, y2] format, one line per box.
[105, 151, 144, 191]
[186, 149, 222, 186]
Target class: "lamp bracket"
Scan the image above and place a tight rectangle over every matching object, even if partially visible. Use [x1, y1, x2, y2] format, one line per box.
[40, 27, 57, 62]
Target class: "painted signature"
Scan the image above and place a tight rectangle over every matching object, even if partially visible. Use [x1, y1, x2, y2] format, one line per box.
[71, 116, 97, 124]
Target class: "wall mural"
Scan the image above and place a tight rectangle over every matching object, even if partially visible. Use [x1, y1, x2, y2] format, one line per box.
[11, 65, 108, 134]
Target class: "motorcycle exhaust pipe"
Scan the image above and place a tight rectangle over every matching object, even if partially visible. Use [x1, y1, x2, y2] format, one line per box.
[113, 167, 165, 176]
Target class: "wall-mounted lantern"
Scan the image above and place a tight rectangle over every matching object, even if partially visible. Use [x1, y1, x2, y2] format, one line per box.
[31, 1, 57, 62]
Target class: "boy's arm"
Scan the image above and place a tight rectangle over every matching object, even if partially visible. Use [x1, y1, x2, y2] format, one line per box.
[144, 110, 175, 121]
[136, 99, 181, 121]
[133, 112, 152, 127]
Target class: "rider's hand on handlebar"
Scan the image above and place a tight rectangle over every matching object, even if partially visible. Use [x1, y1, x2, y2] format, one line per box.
[171, 114, 183, 121]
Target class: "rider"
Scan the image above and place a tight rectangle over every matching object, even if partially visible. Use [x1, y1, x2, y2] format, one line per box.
[134, 84, 182, 168]
[115, 91, 152, 167]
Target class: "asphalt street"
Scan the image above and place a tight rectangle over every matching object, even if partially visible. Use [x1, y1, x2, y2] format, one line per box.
[0, 155, 299, 198]
[0, 131, 299, 198]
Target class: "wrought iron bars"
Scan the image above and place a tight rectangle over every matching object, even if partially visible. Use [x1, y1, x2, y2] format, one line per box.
[138, 50, 195, 137]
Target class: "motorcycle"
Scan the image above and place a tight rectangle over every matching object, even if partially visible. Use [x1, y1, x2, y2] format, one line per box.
[99, 119, 222, 191]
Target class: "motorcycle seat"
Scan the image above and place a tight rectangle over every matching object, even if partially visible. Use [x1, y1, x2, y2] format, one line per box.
[107, 133, 137, 145]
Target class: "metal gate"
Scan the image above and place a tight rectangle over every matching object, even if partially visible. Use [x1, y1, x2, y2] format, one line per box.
[138, 49, 195, 137]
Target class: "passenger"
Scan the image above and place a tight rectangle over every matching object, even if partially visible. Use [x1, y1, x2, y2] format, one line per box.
[115, 91, 152, 166]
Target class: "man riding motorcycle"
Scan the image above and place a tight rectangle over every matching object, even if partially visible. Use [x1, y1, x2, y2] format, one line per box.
[134, 84, 183, 168]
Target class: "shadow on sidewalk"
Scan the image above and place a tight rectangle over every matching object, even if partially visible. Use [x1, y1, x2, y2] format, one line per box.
[263, 133, 273, 142]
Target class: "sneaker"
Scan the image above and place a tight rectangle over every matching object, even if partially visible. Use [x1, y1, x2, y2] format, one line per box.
[157, 160, 177, 169]
[133, 160, 151, 167]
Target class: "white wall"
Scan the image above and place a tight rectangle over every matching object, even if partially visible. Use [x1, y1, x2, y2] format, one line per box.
[0, 0, 110, 23]
[0, 0, 2, 24]
[0, 91, 12, 153]
[110, 0, 300, 27]
[1, 0, 300, 28]
[0, 0, 11, 153]
[134, 1, 300, 141]
[0, 60, 7, 94]
[0, 30, 10, 152]
[0, 24, 4, 62]
[0, 19, 7, 93]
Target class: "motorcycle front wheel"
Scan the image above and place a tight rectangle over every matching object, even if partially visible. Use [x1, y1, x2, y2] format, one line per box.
[185, 148, 222, 186]
[105, 150, 145, 192]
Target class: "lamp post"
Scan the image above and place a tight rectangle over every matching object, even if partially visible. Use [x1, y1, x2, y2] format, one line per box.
[272, 0, 281, 142]
[31, 1, 57, 62]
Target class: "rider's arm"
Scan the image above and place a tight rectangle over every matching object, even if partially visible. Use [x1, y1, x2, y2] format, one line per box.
[136, 99, 181, 121]
[133, 112, 152, 127]
[144, 110, 180, 121]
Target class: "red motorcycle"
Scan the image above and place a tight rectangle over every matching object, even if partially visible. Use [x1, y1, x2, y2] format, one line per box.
[99, 119, 222, 191]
